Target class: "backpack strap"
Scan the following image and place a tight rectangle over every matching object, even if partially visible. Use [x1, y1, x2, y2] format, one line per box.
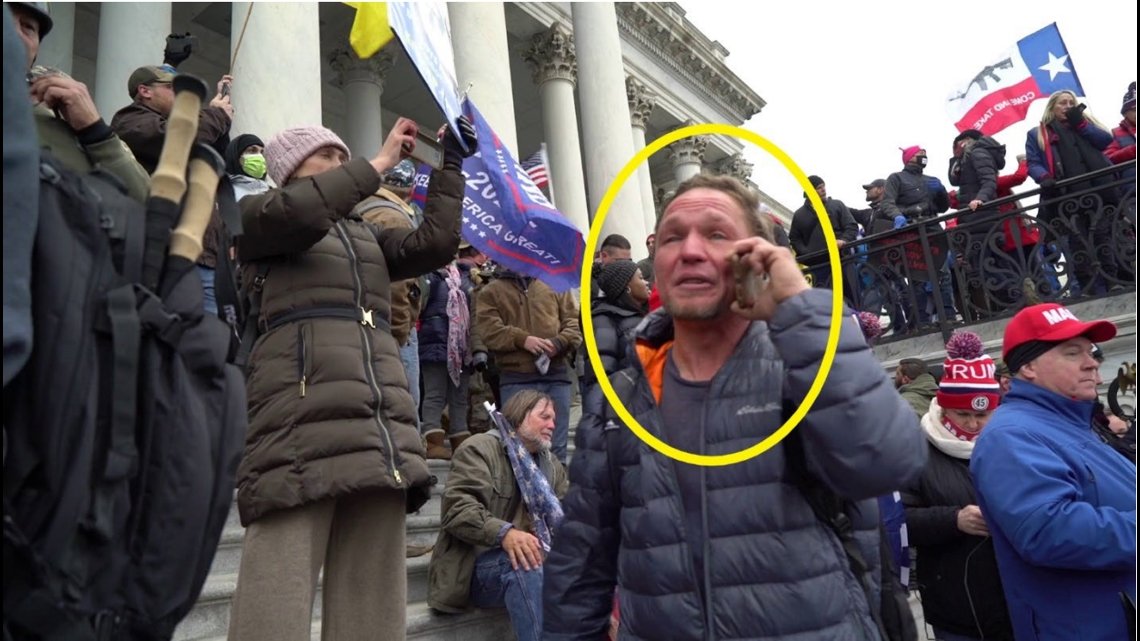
[783, 412, 889, 640]
[233, 263, 271, 371]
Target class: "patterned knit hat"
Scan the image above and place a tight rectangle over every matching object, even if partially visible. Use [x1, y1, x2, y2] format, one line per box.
[596, 260, 640, 302]
[1122, 81, 1136, 115]
[855, 311, 882, 344]
[900, 145, 923, 165]
[937, 331, 1000, 411]
[264, 126, 351, 187]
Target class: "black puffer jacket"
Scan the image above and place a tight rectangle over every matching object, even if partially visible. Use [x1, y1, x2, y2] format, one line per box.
[901, 442, 1014, 640]
[581, 298, 643, 391]
[543, 290, 928, 640]
[948, 137, 1003, 216]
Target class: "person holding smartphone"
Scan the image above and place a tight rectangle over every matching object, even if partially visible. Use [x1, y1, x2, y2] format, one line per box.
[227, 116, 476, 641]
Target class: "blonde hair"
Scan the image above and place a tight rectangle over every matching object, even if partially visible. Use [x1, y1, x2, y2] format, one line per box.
[1037, 90, 1109, 148]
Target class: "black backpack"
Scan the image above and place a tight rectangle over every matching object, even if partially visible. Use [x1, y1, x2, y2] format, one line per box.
[2, 152, 247, 641]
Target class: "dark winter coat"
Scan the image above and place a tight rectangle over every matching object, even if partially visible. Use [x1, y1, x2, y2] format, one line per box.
[234, 158, 463, 525]
[902, 443, 1014, 640]
[580, 299, 644, 391]
[880, 166, 951, 222]
[949, 137, 1003, 212]
[418, 261, 483, 364]
[789, 197, 859, 265]
[543, 289, 928, 640]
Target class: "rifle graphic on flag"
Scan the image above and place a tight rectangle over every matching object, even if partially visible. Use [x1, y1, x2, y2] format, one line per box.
[946, 22, 1086, 136]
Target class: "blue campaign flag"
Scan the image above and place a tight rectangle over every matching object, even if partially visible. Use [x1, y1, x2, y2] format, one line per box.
[459, 99, 585, 292]
[410, 162, 431, 211]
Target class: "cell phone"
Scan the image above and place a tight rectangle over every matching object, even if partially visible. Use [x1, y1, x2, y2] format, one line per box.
[534, 353, 551, 376]
[220, 81, 231, 98]
[403, 129, 444, 170]
[732, 252, 769, 309]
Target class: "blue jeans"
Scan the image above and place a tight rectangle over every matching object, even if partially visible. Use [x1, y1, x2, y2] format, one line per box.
[197, 265, 217, 316]
[399, 327, 421, 430]
[469, 548, 543, 641]
[500, 379, 572, 463]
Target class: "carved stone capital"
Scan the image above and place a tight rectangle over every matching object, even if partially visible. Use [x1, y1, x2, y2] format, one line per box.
[523, 24, 577, 86]
[328, 48, 397, 89]
[667, 122, 708, 168]
[626, 76, 657, 129]
[715, 153, 754, 182]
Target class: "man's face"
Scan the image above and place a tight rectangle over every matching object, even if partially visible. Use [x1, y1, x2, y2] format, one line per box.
[646, 234, 656, 255]
[516, 400, 555, 453]
[599, 247, 631, 265]
[814, 183, 827, 199]
[138, 81, 175, 116]
[1125, 108, 1137, 126]
[865, 186, 884, 203]
[893, 366, 907, 388]
[655, 188, 750, 321]
[9, 5, 41, 70]
[291, 145, 349, 182]
[1020, 337, 1101, 401]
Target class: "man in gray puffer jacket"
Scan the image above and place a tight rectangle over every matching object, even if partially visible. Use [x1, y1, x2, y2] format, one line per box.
[543, 174, 927, 640]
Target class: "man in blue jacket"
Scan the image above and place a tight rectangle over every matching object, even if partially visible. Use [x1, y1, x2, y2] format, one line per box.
[972, 303, 1136, 641]
[543, 173, 927, 640]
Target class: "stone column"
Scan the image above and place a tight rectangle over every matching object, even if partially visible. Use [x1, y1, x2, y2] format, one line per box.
[627, 77, 658, 236]
[36, 1, 75, 74]
[571, 2, 646, 248]
[522, 24, 589, 235]
[94, 2, 171, 120]
[668, 122, 708, 184]
[449, 2, 518, 155]
[329, 48, 396, 159]
[230, 2, 323, 143]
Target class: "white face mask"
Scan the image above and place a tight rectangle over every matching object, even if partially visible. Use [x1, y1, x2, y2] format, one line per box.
[919, 156, 929, 167]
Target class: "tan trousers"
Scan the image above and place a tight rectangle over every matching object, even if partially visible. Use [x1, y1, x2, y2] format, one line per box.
[227, 490, 407, 641]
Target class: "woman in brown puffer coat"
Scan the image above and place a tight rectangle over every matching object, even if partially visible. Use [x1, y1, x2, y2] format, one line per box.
[227, 117, 474, 641]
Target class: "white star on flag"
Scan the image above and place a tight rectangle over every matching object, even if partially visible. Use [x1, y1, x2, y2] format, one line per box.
[479, 231, 486, 237]
[469, 223, 479, 231]
[1039, 52, 1071, 81]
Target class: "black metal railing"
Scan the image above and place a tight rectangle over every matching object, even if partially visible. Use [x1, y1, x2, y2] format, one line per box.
[799, 164, 1136, 345]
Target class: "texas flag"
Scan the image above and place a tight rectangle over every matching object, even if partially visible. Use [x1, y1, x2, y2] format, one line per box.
[946, 23, 1085, 136]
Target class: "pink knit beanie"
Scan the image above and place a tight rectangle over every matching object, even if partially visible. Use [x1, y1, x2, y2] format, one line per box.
[900, 145, 923, 165]
[265, 126, 351, 186]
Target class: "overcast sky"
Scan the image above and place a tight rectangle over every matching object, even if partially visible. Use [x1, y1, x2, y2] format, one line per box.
[681, 0, 1137, 213]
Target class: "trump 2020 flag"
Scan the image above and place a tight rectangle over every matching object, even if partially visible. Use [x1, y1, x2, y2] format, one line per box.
[946, 23, 1085, 136]
[460, 100, 584, 292]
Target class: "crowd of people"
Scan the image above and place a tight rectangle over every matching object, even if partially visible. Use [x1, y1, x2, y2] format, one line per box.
[4, 3, 1136, 641]
[783, 84, 1136, 339]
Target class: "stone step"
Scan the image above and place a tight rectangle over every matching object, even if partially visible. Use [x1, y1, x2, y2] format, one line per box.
[195, 602, 514, 641]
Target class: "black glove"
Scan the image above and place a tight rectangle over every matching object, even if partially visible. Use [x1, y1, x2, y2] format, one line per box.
[163, 33, 198, 68]
[472, 351, 489, 372]
[442, 115, 478, 168]
[1065, 103, 1087, 128]
[1039, 177, 1057, 194]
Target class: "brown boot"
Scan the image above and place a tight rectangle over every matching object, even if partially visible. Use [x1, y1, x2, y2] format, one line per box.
[449, 434, 470, 453]
[425, 433, 451, 460]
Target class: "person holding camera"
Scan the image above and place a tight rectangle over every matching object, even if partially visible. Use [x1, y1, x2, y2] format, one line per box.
[226, 116, 474, 641]
[1026, 90, 1120, 295]
[418, 239, 489, 459]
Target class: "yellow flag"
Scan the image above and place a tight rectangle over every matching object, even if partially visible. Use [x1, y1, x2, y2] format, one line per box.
[345, 2, 393, 59]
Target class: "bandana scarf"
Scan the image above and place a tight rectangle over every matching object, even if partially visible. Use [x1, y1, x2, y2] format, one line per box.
[445, 264, 469, 387]
[941, 415, 980, 442]
[490, 407, 563, 553]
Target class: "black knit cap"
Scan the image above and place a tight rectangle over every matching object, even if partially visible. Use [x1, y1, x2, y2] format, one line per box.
[596, 260, 639, 302]
[954, 129, 984, 144]
[224, 133, 265, 176]
[1005, 339, 1061, 374]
